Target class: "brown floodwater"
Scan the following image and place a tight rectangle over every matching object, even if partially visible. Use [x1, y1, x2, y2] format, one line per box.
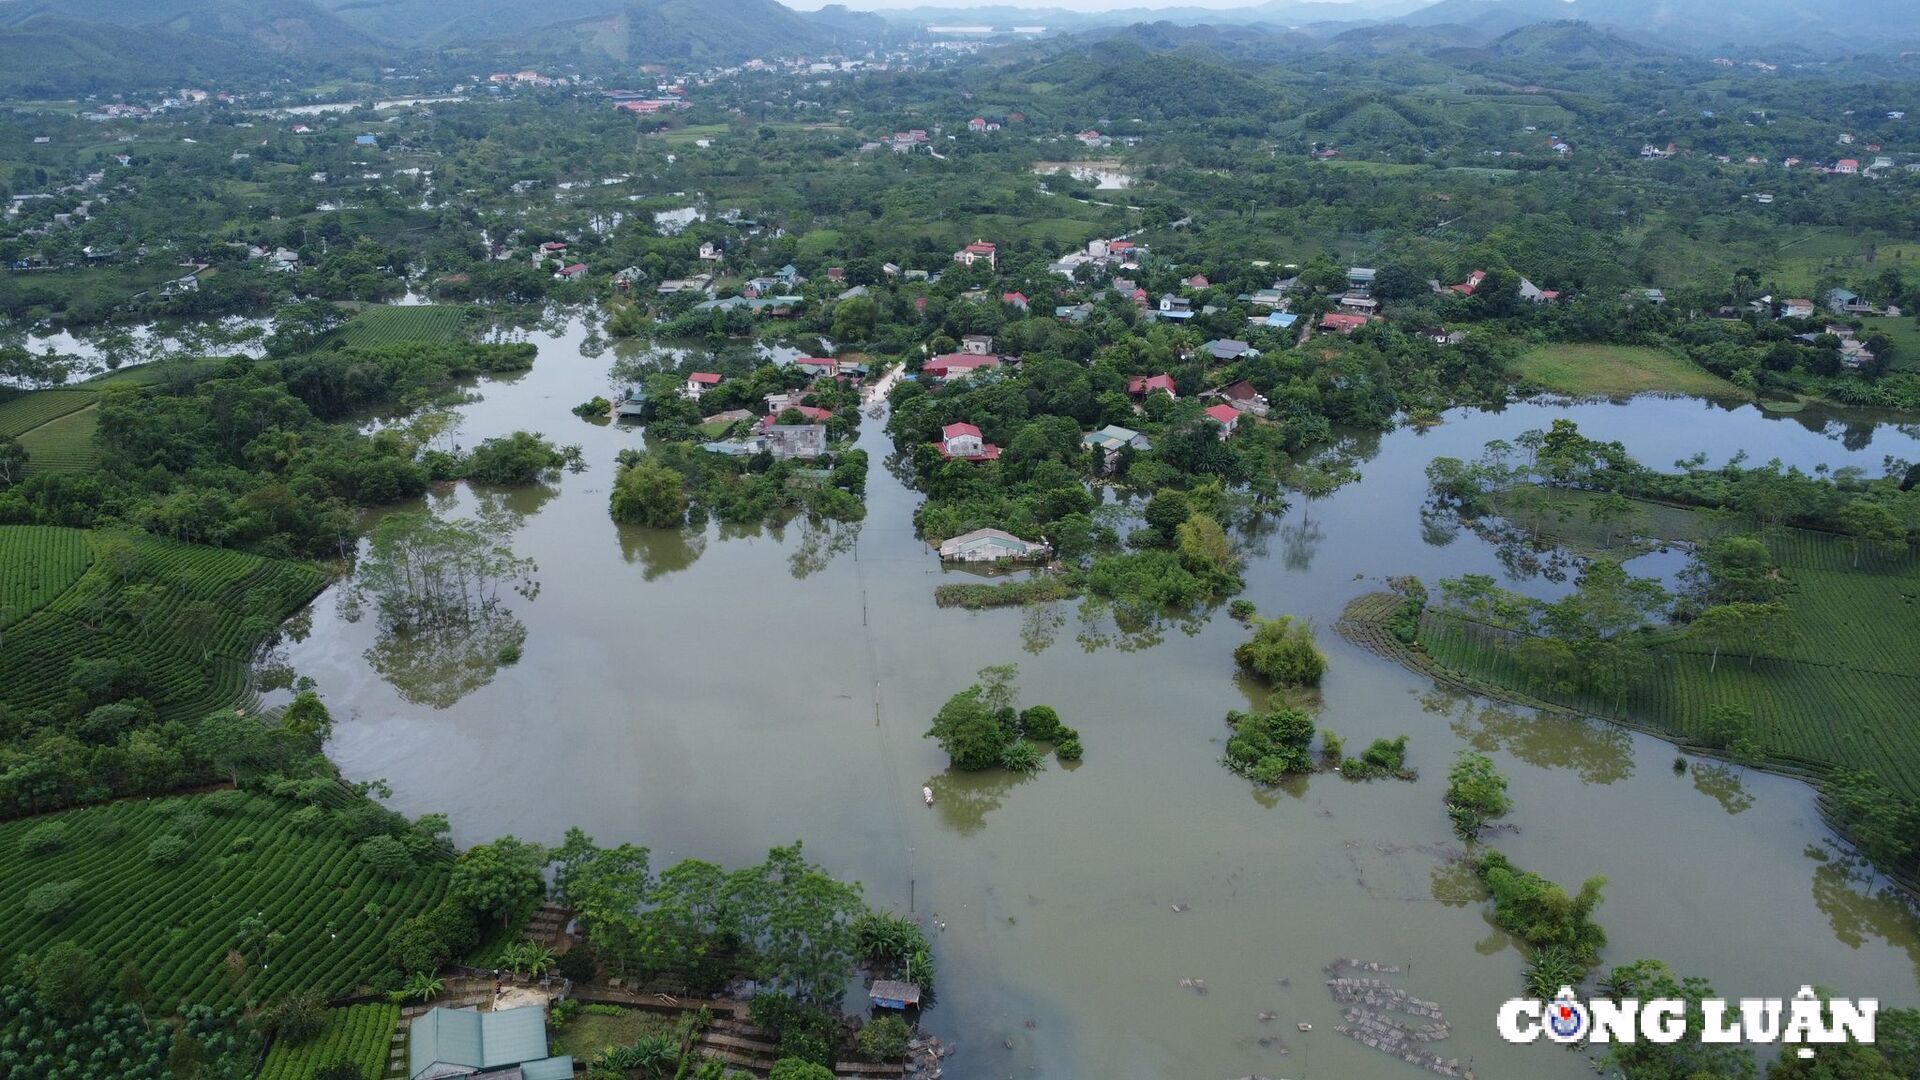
[283, 314, 1920, 1079]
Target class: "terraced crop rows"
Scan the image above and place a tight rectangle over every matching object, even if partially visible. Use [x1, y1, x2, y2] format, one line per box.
[1419, 609, 1920, 799]
[0, 388, 97, 438]
[18, 402, 102, 472]
[0, 526, 92, 628]
[0, 793, 448, 1004]
[333, 305, 470, 348]
[259, 1003, 400, 1080]
[0, 527, 329, 722]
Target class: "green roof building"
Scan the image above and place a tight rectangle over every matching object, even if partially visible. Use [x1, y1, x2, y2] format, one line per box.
[408, 1005, 573, 1080]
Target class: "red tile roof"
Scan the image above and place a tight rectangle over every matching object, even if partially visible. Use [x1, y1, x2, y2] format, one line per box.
[764, 406, 833, 425]
[1127, 374, 1176, 396]
[1451, 270, 1486, 295]
[1204, 404, 1239, 425]
[688, 372, 722, 384]
[941, 422, 982, 440]
[1320, 313, 1368, 332]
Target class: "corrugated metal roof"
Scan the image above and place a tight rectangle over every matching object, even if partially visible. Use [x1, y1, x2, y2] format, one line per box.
[410, 1009, 482, 1077]
[478, 1006, 550, 1067]
[519, 1056, 575, 1080]
[409, 1006, 558, 1079]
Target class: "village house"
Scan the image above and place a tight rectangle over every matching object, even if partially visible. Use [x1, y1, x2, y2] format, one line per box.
[1827, 288, 1875, 315]
[1203, 403, 1240, 438]
[554, 263, 587, 282]
[1156, 295, 1194, 321]
[1126, 374, 1177, 399]
[870, 980, 924, 1011]
[1338, 294, 1379, 315]
[763, 405, 833, 426]
[698, 241, 723, 261]
[1518, 278, 1559, 303]
[683, 371, 722, 399]
[959, 334, 996, 356]
[1199, 339, 1253, 362]
[1319, 312, 1368, 335]
[922, 353, 1002, 381]
[615, 387, 649, 420]
[1250, 288, 1286, 308]
[938, 528, 1050, 563]
[1258, 311, 1299, 331]
[1203, 379, 1270, 417]
[757, 424, 828, 460]
[408, 1005, 573, 1080]
[1449, 270, 1487, 296]
[1834, 158, 1859, 175]
[1186, 274, 1210, 289]
[1001, 291, 1029, 311]
[1780, 298, 1815, 319]
[1840, 339, 1877, 368]
[936, 422, 1000, 461]
[1347, 267, 1377, 295]
[953, 240, 997, 269]
[1055, 302, 1093, 324]
[657, 274, 714, 296]
[1082, 424, 1151, 471]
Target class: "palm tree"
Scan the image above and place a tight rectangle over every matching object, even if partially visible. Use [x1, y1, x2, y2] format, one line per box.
[1523, 947, 1584, 998]
[1596, 966, 1639, 1001]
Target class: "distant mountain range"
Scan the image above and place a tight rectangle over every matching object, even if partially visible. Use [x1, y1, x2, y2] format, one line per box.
[884, 0, 1920, 55]
[0, 0, 1914, 96]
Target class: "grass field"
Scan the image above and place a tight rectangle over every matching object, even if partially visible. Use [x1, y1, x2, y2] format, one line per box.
[550, 1007, 675, 1060]
[259, 1003, 400, 1080]
[0, 792, 448, 1005]
[1858, 315, 1920, 373]
[1313, 159, 1429, 175]
[653, 123, 729, 146]
[329, 304, 472, 348]
[1513, 343, 1741, 400]
[1403, 500, 1920, 797]
[0, 526, 330, 723]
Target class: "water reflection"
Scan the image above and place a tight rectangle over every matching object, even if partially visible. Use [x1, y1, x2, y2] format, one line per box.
[362, 603, 529, 708]
[617, 525, 708, 580]
[789, 518, 861, 580]
[1425, 692, 1633, 784]
[1808, 848, 1920, 985]
[926, 768, 1040, 836]
[1019, 603, 1066, 654]
[347, 513, 538, 708]
[1688, 761, 1755, 815]
[1277, 516, 1325, 572]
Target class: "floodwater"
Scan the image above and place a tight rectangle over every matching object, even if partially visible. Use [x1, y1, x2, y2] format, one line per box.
[285, 313, 1920, 1079]
[267, 96, 467, 116]
[1032, 161, 1135, 189]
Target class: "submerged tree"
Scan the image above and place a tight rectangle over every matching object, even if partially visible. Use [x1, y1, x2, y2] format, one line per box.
[352, 513, 538, 707]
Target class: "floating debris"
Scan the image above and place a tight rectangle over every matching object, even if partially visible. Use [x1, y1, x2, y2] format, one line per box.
[1257, 1011, 1279, 1023]
[1323, 960, 1472, 1079]
[1170, 903, 1191, 913]
[1178, 978, 1210, 996]
[1297, 1022, 1312, 1032]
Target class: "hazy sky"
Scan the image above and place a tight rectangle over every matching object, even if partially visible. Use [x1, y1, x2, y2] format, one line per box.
[779, 0, 1324, 11]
